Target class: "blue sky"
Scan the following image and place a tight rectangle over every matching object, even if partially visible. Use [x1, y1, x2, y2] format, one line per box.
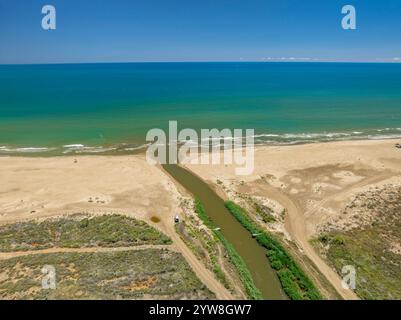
[0, 0, 400, 64]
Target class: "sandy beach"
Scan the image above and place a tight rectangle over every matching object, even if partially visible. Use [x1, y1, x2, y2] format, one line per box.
[186, 139, 401, 236]
[1, 139, 400, 300]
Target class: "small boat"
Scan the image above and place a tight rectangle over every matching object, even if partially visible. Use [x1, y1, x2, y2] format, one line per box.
[396, 144, 401, 149]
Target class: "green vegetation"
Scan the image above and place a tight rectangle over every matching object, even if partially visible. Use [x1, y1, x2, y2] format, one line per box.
[314, 186, 401, 299]
[254, 202, 276, 223]
[0, 214, 171, 252]
[175, 219, 231, 289]
[224, 201, 321, 300]
[317, 234, 346, 246]
[194, 198, 263, 300]
[0, 249, 213, 300]
[316, 229, 401, 299]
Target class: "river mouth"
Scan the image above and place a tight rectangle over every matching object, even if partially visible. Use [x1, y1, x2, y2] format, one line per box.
[163, 164, 287, 300]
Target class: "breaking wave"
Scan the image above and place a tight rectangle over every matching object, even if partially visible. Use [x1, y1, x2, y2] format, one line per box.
[0, 128, 400, 155]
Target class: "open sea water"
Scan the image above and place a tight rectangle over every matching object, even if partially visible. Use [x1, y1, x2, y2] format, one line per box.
[1, 62, 400, 155]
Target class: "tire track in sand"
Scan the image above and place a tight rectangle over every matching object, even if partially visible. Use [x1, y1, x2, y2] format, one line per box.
[256, 182, 360, 300]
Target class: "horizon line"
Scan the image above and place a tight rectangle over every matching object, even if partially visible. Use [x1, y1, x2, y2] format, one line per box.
[1, 59, 401, 66]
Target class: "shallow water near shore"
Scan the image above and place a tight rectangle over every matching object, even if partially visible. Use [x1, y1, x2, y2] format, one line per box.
[1, 62, 401, 155]
[163, 163, 287, 300]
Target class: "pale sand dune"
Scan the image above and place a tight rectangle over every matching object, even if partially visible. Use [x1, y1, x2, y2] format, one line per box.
[185, 139, 401, 300]
[0, 154, 233, 300]
[186, 139, 401, 183]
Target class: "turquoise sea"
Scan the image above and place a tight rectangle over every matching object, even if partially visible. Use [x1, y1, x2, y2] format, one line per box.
[0, 62, 401, 155]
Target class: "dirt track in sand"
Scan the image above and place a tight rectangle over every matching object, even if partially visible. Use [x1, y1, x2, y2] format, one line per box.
[254, 182, 359, 300]
[0, 245, 173, 260]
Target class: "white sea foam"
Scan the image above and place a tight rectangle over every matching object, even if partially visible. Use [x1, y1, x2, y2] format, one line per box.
[201, 136, 242, 142]
[62, 144, 117, 154]
[281, 132, 351, 139]
[83, 147, 116, 153]
[2, 127, 400, 155]
[253, 134, 280, 138]
[123, 143, 151, 151]
[0, 147, 53, 153]
[376, 127, 401, 132]
[63, 144, 85, 148]
[367, 134, 401, 140]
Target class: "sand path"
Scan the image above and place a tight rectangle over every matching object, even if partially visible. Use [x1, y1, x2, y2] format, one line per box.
[306, 172, 393, 221]
[168, 230, 234, 300]
[0, 245, 173, 260]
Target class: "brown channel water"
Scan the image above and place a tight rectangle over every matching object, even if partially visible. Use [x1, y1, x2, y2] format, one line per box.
[163, 164, 286, 300]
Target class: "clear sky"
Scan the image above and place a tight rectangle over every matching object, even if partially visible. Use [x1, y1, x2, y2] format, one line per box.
[0, 0, 400, 64]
